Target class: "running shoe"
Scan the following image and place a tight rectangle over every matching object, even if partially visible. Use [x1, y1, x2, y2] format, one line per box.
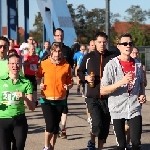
[58, 130, 67, 139]
[35, 100, 38, 107]
[43, 147, 50, 150]
[126, 143, 131, 150]
[87, 140, 96, 150]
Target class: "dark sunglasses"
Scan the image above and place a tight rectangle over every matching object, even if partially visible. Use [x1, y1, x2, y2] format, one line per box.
[118, 42, 133, 46]
[0, 45, 8, 49]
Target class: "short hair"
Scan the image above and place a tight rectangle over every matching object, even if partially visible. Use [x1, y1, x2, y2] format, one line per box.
[117, 33, 132, 44]
[51, 42, 62, 49]
[8, 54, 21, 62]
[74, 38, 78, 42]
[0, 36, 9, 45]
[8, 49, 17, 55]
[9, 38, 14, 42]
[44, 41, 50, 44]
[80, 44, 86, 49]
[133, 47, 139, 52]
[53, 28, 64, 36]
[95, 32, 108, 40]
[88, 39, 95, 46]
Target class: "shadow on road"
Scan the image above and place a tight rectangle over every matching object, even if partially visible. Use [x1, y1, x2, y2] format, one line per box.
[67, 125, 87, 129]
[141, 144, 150, 150]
[26, 113, 44, 120]
[28, 124, 45, 134]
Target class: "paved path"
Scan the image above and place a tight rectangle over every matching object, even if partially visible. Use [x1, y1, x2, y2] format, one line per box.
[25, 74, 150, 150]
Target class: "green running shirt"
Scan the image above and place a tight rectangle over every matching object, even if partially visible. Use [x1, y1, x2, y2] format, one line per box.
[0, 74, 33, 118]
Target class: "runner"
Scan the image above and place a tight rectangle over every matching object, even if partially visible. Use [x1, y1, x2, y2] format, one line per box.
[78, 32, 115, 150]
[53, 28, 74, 139]
[0, 54, 35, 150]
[73, 44, 86, 96]
[24, 45, 39, 106]
[36, 42, 73, 150]
[100, 33, 146, 150]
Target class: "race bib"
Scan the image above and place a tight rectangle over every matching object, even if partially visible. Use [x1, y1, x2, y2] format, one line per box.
[2, 91, 20, 105]
[30, 64, 37, 71]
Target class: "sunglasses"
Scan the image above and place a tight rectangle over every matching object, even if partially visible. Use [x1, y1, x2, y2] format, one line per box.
[0, 45, 8, 49]
[118, 42, 133, 46]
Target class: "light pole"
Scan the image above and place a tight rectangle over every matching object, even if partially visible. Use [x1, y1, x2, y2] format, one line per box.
[105, 0, 110, 50]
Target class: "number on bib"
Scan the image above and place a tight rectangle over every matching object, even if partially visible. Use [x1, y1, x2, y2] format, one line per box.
[30, 64, 37, 71]
[2, 91, 20, 105]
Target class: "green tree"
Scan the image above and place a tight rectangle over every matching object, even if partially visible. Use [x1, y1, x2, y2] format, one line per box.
[75, 4, 87, 34]
[30, 12, 43, 43]
[124, 5, 150, 46]
[110, 13, 120, 25]
[67, 3, 120, 44]
[86, 8, 105, 30]
[129, 24, 147, 46]
[124, 5, 148, 23]
[67, 4, 76, 24]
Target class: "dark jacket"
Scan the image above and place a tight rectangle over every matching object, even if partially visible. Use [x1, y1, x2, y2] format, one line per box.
[62, 43, 74, 68]
[78, 50, 115, 98]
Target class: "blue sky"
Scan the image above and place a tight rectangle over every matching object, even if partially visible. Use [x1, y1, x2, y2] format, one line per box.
[2, 0, 150, 30]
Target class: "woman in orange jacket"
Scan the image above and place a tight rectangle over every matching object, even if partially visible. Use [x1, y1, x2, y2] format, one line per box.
[36, 42, 73, 150]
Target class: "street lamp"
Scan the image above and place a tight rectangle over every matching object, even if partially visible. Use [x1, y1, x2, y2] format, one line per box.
[0, 0, 1, 36]
[105, 0, 110, 50]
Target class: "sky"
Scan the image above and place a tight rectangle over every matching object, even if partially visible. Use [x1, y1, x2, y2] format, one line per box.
[1, 0, 150, 30]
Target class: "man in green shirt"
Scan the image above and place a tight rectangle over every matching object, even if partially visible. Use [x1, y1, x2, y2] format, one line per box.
[0, 53, 35, 150]
[0, 36, 24, 76]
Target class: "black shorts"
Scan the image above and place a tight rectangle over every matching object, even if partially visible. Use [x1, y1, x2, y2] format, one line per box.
[62, 90, 69, 114]
[41, 103, 64, 134]
[85, 98, 111, 142]
[25, 74, 37, 91]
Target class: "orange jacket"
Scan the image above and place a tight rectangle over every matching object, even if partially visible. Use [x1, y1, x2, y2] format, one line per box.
[36, 58, 72, 100]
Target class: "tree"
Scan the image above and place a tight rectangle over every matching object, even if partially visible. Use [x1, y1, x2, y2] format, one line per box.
[124, 5, 148, 23]
[67, 4, 76, 24]
[75, 5, 87, 34]
[110, 13, 120, 25]
[67, 3, 120, 44]
[86, 8, 106, 30]
[30, 12, 43, 43]
[129, 24, 147, 46]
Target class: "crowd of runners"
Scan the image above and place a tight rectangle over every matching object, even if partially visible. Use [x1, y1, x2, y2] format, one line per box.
[0, 28, 147, 150]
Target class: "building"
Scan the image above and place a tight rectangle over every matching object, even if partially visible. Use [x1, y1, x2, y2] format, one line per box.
[2, 27, 24, 38]
[112, 22, 150, 35]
